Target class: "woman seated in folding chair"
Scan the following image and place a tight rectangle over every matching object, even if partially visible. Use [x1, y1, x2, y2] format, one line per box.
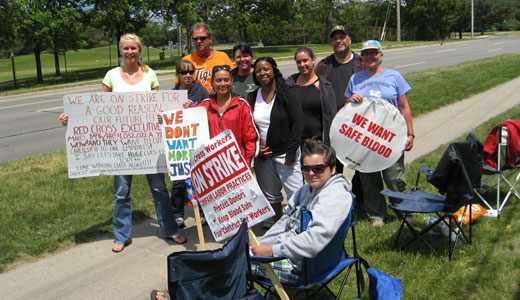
[250, 137, 353, 284]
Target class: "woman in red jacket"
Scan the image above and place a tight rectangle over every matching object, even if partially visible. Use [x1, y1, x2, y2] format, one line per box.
[185, 65, 260, 167]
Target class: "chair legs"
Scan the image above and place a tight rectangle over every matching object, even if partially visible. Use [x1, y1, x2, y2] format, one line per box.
[391, 209, 472, 260]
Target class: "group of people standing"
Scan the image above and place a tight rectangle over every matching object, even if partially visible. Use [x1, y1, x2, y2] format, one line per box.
[59, 21, 415, 256]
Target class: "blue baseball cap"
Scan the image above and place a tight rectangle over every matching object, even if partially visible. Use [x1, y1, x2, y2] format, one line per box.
[361, 40, 383, 53]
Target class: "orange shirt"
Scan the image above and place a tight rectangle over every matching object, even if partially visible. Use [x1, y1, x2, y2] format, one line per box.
[181, 50, 233, 91]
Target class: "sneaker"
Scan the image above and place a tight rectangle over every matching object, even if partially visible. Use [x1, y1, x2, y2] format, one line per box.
[175, 217, 186, 229]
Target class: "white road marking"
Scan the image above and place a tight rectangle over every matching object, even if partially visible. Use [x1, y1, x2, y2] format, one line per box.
[0, 99, 61, 110]
[487, 48, 502, 52]
[394, 61, 426, 69]
[37, 106, 63, 112]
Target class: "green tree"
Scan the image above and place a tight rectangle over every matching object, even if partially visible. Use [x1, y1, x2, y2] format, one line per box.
[47, 1, 85, 76]
[403, 0, 459, 40]
[18, 1, 53, 83]
[87, 0, 168, 57]
[474, 0, 515, 34]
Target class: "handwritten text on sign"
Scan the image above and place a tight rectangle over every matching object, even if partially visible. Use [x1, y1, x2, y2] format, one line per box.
[190, 130, 274, 242]
[63, 91, 187, 178]
[330, 98, 407, 173]
[162, 107, 210, 180]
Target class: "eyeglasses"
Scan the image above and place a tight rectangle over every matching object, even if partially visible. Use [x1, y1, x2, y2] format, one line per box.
[361, 50, 380, 57]
[179, 70, 195, 75]
[192, 36, 208, 42]
[301, 164, 327, 174]
[212, 65, 231, 73]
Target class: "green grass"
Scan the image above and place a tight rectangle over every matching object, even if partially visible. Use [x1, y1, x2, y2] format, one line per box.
[405, 53, 520, 116]
[330, 105, 520, 300]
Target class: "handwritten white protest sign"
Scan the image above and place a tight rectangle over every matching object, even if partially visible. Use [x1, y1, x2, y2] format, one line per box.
[190, 130, 274, 242]
[63, 90, 187, 178]
[330, 97, 407, 172]
[162, 107, 210, 181]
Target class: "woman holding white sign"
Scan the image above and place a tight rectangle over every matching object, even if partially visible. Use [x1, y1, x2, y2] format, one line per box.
[60, 34, 186, 251]
[169, 60, 209, 228]
[345, 40, 414, 227]
[246, 57, 304, 227]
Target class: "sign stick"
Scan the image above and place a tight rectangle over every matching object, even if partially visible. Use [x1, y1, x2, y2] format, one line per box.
[248, 230, 290, 300]
[193, 204, 206, 250]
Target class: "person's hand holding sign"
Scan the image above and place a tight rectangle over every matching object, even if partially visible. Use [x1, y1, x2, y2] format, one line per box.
[346, 93, 363, 104]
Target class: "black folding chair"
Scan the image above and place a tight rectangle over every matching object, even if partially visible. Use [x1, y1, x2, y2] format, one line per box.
[381, 134, 483, 260]
[167, 220, 263, 300]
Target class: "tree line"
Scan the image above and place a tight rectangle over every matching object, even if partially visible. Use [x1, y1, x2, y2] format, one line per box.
[1, 0, 518, 84]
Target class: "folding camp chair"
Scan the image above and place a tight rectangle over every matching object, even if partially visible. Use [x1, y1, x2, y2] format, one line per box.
[381, 134, 483, 260]
[167, 220, 264, 300]
[476, 122, 520, 217]
[251, 206, 364, 299]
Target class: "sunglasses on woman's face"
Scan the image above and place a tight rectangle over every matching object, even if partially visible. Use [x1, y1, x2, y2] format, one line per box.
[179, 70, 195, 75]
[301, 164, 327, 174]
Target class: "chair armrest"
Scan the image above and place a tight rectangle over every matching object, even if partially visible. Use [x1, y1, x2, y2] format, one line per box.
[251, 255, 285, 264]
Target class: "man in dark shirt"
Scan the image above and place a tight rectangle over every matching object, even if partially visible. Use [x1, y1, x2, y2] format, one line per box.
[316, 25, 362, 110]
[315, 25, 364, 206]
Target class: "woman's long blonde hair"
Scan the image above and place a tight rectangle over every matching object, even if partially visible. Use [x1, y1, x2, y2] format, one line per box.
[119, 33, 149, 72]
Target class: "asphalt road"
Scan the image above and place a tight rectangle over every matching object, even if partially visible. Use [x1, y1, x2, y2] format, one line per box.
[1, 36, 519, 162]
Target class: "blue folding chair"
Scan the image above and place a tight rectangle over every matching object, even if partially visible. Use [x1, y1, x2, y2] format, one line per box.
[381, 134, 483, 260]
[251, 206, 364, 299]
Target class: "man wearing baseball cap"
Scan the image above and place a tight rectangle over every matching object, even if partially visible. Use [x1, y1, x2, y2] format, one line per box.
[316, 25, 364, 205]
[316, 25, 362, 111]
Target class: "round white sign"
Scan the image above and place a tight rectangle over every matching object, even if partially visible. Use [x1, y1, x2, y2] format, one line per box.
[330, 98, 407, 172]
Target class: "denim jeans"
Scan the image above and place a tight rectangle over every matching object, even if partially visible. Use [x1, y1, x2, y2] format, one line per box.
[113, 174, 179, 243]
[170, 179, 186, 219]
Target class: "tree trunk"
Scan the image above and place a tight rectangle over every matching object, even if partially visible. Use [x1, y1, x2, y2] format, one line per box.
[459, 29, 462, 39]
[54, 50, 61, 77]
[34, 49, 43, 84]
[322, 0, 333, 44]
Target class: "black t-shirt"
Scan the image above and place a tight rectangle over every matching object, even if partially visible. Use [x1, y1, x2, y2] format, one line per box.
[289, 83, 322, 142]
[328, 57, 355, 110]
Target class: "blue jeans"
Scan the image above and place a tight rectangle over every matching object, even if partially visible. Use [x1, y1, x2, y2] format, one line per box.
[113, 174, 178, 243]
[170, 179, 186, 219]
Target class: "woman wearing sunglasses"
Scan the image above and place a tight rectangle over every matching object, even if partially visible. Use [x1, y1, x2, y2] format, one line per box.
[246, 57, 304, 227]
[185, 65, 259, 167]
[169, 60, 209, 228]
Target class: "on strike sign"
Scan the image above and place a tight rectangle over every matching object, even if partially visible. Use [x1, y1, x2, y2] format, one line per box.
[330, 97, 407, 172]
[190, 130, 274, 242]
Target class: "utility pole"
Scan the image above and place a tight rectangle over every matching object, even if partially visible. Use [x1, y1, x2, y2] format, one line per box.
[396, 0, 401, 41]
[471, 0, 474, 39]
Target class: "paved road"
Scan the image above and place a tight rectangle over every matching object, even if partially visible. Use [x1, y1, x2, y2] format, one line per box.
[1, 36, 519, 162]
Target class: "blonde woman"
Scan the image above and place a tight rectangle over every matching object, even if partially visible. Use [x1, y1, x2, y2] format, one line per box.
[59, 34, 186, 252]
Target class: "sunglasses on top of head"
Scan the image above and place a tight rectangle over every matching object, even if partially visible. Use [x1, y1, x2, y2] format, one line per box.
[301, 164, 327, 174]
